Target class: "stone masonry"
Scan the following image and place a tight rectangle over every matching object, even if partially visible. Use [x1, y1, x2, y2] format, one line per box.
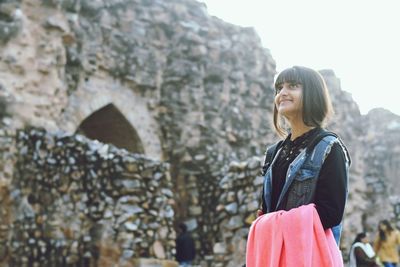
[6, 127, 175, 266]
[0, 0, 400, 266]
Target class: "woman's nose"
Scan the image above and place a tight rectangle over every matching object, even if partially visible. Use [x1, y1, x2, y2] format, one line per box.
[280, 86, 288, 95]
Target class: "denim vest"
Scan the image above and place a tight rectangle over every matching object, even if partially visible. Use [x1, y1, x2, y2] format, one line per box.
[262, 135, 350, 245]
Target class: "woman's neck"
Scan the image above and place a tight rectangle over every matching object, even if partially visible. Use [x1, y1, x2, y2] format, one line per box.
[289, 121, 315, 141]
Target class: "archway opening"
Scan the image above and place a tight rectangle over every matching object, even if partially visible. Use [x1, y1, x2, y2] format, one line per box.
[76, 104, 145, 154]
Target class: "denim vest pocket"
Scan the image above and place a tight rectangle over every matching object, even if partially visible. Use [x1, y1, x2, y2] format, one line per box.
[285, 168, 318, 209]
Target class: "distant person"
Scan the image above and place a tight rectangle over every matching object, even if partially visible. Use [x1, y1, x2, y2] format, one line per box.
[175, 222, 195, 267]
[373, 220, 400, 267]
[349, 232, 380, 267]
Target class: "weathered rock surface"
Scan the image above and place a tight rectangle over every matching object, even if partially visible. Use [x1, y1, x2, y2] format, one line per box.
[5, 127, 175, 266]
[0, 0, 399, 266]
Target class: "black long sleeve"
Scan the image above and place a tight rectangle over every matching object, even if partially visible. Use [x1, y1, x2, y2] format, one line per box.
[314, 142, 348, 229]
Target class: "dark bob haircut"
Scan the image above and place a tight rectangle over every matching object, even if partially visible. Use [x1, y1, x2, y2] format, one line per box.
[352, 232, 367, 245]
[273, 66, 333, 137]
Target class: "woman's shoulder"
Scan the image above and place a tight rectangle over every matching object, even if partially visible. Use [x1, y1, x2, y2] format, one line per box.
[318, 130, 351, 166]
[392, 229, 400, 237]
[307, 128, 338, 149]
[351, 242, 363, 248]
[309, 131, 341, 155]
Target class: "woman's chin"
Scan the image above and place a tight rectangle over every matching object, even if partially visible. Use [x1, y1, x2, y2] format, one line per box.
[278, 108, 292, 117]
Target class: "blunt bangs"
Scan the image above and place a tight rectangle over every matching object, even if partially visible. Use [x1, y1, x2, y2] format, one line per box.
[274, 67, 303, 90]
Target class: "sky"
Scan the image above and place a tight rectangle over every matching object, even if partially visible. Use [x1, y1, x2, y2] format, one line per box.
[200, 0, 400, 116]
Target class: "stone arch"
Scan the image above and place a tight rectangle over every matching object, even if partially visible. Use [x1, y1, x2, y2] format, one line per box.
[58, 76, 162, 160]
[76, 103, 145, 154]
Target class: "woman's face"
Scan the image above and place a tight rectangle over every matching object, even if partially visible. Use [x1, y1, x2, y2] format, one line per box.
[379, 223, 387, 231]
[274, 82, 303, 121]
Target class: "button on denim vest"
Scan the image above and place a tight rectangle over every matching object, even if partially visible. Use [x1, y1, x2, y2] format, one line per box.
[263, 135, 350, 245]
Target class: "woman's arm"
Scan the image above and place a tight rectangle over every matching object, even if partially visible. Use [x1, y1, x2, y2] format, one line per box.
[314, 142, 348, 229]
[373, 237, 380, 253]
[397, 230, 400, 245]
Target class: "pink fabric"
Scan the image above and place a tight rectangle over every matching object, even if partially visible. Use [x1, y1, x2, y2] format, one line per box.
[246, 204, 343, 267]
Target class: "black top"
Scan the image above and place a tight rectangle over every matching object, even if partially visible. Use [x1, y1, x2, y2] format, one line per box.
[268, 128, 347, 229]
[175, 232, 196, 262]
[354, 246, 378, 267]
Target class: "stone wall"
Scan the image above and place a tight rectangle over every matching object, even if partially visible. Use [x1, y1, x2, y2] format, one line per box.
[1, 127, 175, 266]
[361, 109, 400, 229]
[214, 157, 262, 267]
[0, 0, 400, 266]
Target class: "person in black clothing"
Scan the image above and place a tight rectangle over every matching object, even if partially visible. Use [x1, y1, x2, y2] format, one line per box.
[349, 232, 379, 267]
[175, 222, 195, 267]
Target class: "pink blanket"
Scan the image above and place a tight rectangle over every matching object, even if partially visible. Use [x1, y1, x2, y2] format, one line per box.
[246, 204, 343, 267]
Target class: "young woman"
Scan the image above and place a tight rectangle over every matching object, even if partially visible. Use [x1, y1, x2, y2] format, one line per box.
[374, 220, 400, 267]
[349, 232, 380, 267]
[258, 65, 351, 243]
[246, 66, 351, 266]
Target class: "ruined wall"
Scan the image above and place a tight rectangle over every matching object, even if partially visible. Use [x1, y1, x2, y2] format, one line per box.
[322, 70, 400, 255]
[361, 109, 400, 229]
[0, 0, 276, 265]
[214, 158, 262, 267]
[2, 128, 174, 266]
[0, 0, 400, 266]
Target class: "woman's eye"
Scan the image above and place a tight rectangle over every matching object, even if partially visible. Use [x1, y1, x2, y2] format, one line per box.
[275, 87, 282, 94]
[289, 83, 298, 88]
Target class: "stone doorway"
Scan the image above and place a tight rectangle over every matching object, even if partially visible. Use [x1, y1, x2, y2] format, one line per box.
[76, 103, 145, 154]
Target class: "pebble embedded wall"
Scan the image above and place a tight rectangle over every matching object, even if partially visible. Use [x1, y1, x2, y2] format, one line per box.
[3, 128, 175, 266]
[0, 0, 400, 266]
